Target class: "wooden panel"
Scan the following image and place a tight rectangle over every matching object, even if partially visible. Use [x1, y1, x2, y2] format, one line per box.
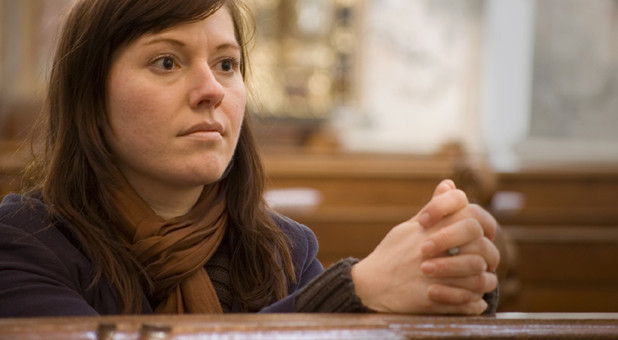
[494, 170, 618, 226]
[499, 225, 618, 312]
[284, 207, 409, 267]
[489, 168, 618, 312]
[509, 285, 618, 313]
[263, 152, 458, 209]
[505, 226, 618, 283]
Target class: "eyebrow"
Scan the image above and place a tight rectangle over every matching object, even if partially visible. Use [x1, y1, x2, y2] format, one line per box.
[142, 38, 241, 52]
[216, 43, 242, 52]
[143, 38, 186, 47]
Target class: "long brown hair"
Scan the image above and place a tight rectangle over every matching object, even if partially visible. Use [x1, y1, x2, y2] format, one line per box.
[24, 0, 295, 313]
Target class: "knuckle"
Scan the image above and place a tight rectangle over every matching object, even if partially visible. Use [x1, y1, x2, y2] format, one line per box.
[473, 274, 487, 292]
[453, 189, 469, 204]
[433, 230, 454, 248]
[487, 239, 501, 266]
[469, 203, 497, 232]
[475, 300, 488, 315]
[470, 255, 487, 273]
[485, 273, 498, 292]
[467, 203, 482, 217]
[478, 237, 491, 255]
[493, 246, 502, 269]
[432, 259, 448, 273]
[457, 291, 472, 304]
[461, 300, 483, 315]
[463, 218, 483, 238]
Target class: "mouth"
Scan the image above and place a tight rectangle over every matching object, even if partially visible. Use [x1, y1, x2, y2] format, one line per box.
[178, 121, 224, 137]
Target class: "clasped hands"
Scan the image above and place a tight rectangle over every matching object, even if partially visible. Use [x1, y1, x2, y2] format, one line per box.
[351, 179, 500, 315]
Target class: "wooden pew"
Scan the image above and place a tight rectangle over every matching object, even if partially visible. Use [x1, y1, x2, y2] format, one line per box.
[493, 170, 618, 226]
[491, 168, 618, 313]
[1, 313, 617, 339]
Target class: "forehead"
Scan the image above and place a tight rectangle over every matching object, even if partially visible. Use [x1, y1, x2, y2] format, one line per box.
[153, 7, 234, 40]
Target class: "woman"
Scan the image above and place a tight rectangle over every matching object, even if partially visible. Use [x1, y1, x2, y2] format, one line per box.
[0, 0, 499, 316]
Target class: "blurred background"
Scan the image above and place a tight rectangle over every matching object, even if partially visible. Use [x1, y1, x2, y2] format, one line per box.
[1, 0, 618, 313]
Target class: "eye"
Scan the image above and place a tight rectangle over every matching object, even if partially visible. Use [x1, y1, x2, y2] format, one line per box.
[152, 56, 177, 71]
[216, 58, 239, 73]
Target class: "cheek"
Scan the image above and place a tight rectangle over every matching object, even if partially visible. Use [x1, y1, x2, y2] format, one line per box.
[108, 75, 170, 139]
[229, 85, 246, 133]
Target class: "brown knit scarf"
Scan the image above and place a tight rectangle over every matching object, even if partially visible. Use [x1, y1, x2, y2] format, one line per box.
[112, 179, 227, 314]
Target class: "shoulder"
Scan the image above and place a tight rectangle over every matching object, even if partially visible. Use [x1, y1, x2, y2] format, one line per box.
[0, 194, 115, 316]
[270, 212, 324, 287]
[0, 193, 92, 283]
[0, 193, 86, 265]
[0, 193, 82, 245]
[0, 193, 51, 233]
[271, 212, 319, 259]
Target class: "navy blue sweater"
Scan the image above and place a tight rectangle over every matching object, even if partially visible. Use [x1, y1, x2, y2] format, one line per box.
[0, 194, 325, 316]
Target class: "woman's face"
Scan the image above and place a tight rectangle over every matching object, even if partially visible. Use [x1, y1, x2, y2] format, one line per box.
[105, 7, 245, 196]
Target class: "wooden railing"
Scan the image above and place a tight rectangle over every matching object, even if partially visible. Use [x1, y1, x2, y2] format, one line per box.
[1, 313, 617, 339]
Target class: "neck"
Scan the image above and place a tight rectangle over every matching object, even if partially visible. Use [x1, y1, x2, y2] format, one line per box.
[124, 176, 205, 220]
[147, 189, 203, 220]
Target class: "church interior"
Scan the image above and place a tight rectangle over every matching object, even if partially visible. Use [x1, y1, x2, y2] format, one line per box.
[1, 0, 618, 317]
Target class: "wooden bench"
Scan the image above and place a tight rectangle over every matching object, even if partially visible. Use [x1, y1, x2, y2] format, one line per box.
[1, 313, 617, 339]
[491, 169, 618, 312]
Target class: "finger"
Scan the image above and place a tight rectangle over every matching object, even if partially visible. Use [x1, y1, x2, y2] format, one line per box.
[417, 189, 469, 228]
[432, 179, 456, 197]
[431, 204, 498, 242]
[467, 204, 498, 241]
[421, 218, 484, 257]
[427, 283, 486, 308]
[457, 237, 501, 272]
[421, 254, 487, 278]
[424, 298, 489, 316]
[429, 272, 498, 295]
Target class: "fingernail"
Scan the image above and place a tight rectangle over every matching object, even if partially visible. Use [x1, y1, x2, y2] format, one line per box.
[445, 179, 456, 189]
[421, 262, 436, 276]
[421, 240, 435, 255]
[419, 213, 430, 227]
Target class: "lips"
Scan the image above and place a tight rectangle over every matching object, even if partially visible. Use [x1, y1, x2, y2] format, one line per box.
[178, 121, 224, 136]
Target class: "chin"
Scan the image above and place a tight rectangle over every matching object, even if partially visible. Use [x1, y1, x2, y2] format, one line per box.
[183, 156, 233, 185]
[196, 168, 229, 186]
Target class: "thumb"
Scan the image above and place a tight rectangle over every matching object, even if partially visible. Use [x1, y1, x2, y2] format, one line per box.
[433, 179, 456, 197]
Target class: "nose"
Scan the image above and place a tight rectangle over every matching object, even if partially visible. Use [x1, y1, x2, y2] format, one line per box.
[188, 62, 224, 109]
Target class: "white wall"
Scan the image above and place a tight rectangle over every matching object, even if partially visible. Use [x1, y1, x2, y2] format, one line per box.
[334, 0, 485, 155]
[480, 0, 535, 171]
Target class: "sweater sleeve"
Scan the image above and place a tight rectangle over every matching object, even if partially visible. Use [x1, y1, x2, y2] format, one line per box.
[295, 258, 370, 312]
[0, 223, 100, 317]
[258, 215, 369, 313]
